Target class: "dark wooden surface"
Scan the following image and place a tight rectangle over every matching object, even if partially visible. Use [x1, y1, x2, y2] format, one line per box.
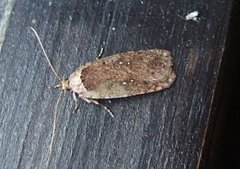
[0, 0, 234, 169]
[205, 1, 240, 168]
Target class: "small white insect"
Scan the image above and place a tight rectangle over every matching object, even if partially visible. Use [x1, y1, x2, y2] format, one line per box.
[185, 11, 199, 21]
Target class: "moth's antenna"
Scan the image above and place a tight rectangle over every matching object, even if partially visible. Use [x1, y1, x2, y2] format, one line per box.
[30, 27, 65, 168]
[45, 90, 63, 169]
[29, 27, 61, 81]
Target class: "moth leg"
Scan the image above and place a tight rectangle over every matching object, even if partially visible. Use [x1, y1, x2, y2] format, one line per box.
[82, 97, 114, 118]
[72, 92, 79, 113]
[97, 47, 104, 59]
[47, 83, 60, 89]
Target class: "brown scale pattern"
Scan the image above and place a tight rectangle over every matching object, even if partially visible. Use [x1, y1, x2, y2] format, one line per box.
[73, 49, 176, 99]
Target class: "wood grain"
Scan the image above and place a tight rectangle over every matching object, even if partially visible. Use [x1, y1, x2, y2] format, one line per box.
[0, 0, 234, 169]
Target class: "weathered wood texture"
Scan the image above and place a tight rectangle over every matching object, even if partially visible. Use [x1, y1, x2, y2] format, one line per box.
[205, 1, 240, 168]
[0, 0, 234, 169]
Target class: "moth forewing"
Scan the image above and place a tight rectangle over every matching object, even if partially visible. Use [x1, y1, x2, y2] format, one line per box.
[68, 49, 176, 99]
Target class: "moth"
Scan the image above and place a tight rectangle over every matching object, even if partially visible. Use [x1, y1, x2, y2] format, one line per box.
[30, 28, 176, 117]
[30, 28, 175, 169]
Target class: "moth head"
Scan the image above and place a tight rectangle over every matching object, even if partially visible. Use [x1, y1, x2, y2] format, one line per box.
[53, 79, 71, 90]
[60, 79, 71, 90]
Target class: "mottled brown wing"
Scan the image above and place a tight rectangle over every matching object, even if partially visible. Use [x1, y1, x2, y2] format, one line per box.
[69, 49, 176, 99]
